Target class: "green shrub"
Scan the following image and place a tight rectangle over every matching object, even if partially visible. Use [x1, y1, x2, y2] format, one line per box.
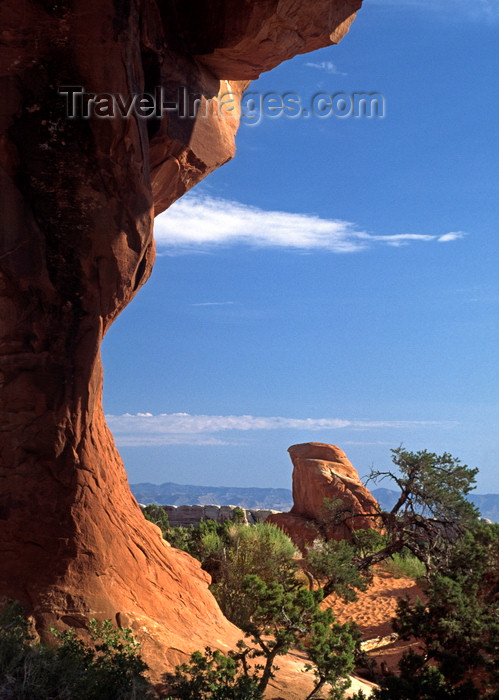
[164, 647, 262, 699]
[144, 504, 171, 538]
[360, 523, 499, 699]
[145, 507, 301, 625]
[0, 602, 155, 699]
[306, 538, 370, 601]
[381, 552, 427, 581]
[209, 522, 299, 626]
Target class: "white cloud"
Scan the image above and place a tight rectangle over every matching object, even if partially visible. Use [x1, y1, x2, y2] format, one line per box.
[191, 301, 235, 307]
[438, 231, 466, 243]
[357, 232, 435, 247]
[305, 61, 347, 76]
[153, 195, 467, 254]
[106, 412, 450, 447]
[115, 435, 232, 447]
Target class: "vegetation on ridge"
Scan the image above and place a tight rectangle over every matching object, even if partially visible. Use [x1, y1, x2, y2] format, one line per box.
[2, 448, 497, 699]
[0, 606, 155, 699]
[302, 448, 480, 596]
[157, 447, 498, 699]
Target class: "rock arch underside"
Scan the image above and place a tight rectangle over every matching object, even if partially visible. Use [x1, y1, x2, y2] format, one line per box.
[0, 0, 364, 685]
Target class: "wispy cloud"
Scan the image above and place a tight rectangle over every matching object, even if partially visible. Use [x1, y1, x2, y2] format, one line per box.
[115, 434, 233, 447]
[191, 301, 236, 307]
[154, 195, 466, 254]
[438, 232, 466, 243]
[106, 412, 451, 447]
[305, 61, 347, 76]
[369, 0, 498, 23]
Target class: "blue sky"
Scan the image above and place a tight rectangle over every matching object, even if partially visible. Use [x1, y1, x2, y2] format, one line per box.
[102, 0, 499, 493]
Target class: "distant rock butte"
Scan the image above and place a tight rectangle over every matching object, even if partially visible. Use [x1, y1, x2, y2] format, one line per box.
[0, 0, 363, 684]
[153, 504, 280, 528]
[268, 443, 381, 551]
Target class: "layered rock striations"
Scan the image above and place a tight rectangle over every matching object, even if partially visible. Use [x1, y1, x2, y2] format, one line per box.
[0, 0, 363, 679]
[268, 443, 381, 550]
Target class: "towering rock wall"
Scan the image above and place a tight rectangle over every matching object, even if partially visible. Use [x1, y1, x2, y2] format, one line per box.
[0, 0, 362, 678]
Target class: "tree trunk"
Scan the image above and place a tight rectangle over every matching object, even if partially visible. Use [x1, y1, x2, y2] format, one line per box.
[305, 679, 326, 700]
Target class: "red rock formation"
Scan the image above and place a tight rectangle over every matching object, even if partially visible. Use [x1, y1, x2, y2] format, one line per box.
[268, 443, 381, 551]
[0, 0, 363, 680]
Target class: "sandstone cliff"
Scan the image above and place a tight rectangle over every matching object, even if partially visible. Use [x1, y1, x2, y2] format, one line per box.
[268, 443, 381, 551]
[0, 0, 363, 681]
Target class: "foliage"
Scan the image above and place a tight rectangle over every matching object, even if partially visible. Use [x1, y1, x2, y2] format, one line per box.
[316, 497, 360, 531]
[305, 449, 493, 698]
[230, 507, 246, 524]
[350, 528, 387, 559]
[235, 575, 318, 692]
[164, 647, 262, 699]
[302, 449, 480, 603]
[380, 551, 427, 581]
[144, 505, 300, 626]
[164, 583, 359, 699]
[305, 502, 384, 601]
[306, 538, 371, 600]
[234, 575, 360, 695]
[0, 601, 33, 684]
[385, 447, 479, 524]
[143, 506, 297, 588]
[210, 522, 299, 626]
[149, 506, 358, 697]
[0, 602, 155, 700]
[352, 523, 499, 700]
[144, 507, 359, 696]
[145, 450, 488, 698]
[351, 649, 480, 700]
[361, 447, 480, 572]
[144, 504, 171, 536]
[143, 505, 208, 555]
[304, 615, 359, 699]
[391, 522, 499, 696]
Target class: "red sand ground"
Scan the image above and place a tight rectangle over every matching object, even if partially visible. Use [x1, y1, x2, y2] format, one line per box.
[265, 569, 423, 698]
[325, 569, 425, 674]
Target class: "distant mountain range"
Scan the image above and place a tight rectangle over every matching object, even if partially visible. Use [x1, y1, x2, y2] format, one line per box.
[371, 488, 499, 523]
[130, 482, 294, 511]
[130, 481, 499, 522]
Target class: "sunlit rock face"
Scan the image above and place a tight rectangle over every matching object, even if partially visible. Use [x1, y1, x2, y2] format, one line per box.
[268, 443, 381, 551]
[0, 0, 362, 679]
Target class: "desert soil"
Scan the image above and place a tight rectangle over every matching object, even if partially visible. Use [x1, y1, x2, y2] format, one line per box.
[326, 569, 425, 675]
[266, 569, 423, 699]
